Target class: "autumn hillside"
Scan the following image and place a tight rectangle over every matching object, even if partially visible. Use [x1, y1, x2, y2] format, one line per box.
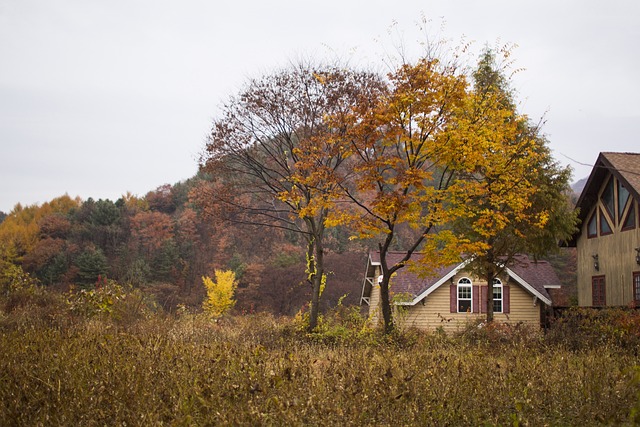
[0, 49, 583, 319]
[0, 173, 376, 315]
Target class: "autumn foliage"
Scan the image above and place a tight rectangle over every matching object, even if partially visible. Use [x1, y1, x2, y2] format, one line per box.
[0, 175, 365, 315]
[202, 270, 237, 318]
[0, 45, 577, 330]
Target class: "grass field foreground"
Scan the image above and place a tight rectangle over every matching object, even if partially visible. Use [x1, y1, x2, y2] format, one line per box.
[1, 283, 640, 425]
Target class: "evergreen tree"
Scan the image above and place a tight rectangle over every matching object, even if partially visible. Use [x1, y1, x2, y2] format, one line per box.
[448, 48, 579, 321]
[75, 248, 108, 286]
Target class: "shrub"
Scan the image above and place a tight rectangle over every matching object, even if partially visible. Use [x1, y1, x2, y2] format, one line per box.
[0, 265, 69, 329]
[0, 263, 39, 295]
[546, 307, 640, 350]
[1, 312, 638, 426]
[456, 319, 544, 348]
[2, 288, 640, 425]
[66, 278, 155, 326]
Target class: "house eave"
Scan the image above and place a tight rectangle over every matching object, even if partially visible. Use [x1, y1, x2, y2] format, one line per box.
[396, 259, 553, 307]
[505, 267, 553, 306]
[402, 259, 472, 306]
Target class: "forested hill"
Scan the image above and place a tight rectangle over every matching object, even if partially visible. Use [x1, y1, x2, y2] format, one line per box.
[0, 172, 369, 314]
[0, 169, 579, 313]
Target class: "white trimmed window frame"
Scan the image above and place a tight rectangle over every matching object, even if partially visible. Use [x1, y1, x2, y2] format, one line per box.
[457, 277, 472, 313]
[493, 278, 503, 313]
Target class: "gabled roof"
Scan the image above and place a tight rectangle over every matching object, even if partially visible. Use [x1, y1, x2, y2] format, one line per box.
[573, 152, 640, 228]
[366, 251, 556, 306]
[368, 251, 460, 297]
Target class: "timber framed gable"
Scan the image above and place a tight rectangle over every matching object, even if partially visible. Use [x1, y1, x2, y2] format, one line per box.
[584, 173, 637, 239]
[571, 152, 640, 307]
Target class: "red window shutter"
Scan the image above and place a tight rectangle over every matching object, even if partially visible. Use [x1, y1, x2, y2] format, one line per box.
[480, 286, 488, 313]
[472, 285, 479, 313]
[503, 285, 510, 313]
[450, 284, 457, 313]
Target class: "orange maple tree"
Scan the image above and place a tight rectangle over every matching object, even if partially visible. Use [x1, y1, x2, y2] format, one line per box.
[323, 56, 471, 333]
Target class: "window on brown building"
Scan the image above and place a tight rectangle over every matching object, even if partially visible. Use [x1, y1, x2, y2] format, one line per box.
[601, 177, 615, 221]
[599, 208, 612, 235]
[592, 276, 606, 307]
[587, 211, 597, 237]
[622, 202, 636, 231]
[617, 180, 630, 222]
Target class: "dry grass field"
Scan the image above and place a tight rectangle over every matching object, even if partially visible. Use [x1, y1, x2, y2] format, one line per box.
[1, 282, 640, 426]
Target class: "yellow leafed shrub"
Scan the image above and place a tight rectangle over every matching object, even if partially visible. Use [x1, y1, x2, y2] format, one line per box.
[202, 270, 237, 318]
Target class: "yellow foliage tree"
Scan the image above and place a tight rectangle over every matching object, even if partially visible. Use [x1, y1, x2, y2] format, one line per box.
[324, 47, 577, 331]
[202, 270, 237, 318]
[0, 195, 80, 264]
[443, 48, 578, 322]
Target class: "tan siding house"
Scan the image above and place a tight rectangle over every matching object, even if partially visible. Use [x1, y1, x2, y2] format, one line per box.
[361, 252, 559, 332]
[570, 152, 640, 307]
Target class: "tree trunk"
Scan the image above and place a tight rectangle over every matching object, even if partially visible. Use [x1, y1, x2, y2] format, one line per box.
[379, 274, 394, 334]
[485, 271, 495, 322]
[307, 239, 324, 332]
[484, 244, 496, 323]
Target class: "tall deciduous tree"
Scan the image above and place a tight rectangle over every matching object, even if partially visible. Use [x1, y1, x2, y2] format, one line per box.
[326, 56, 470, 333]
[200, 61, 385, 331]
[129, 211, 174, 256]
[445, 48, 579, 321]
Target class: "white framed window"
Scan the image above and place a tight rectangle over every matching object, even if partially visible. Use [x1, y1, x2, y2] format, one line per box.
[457, 277, 472, 313]
[492, 279, 503, 313]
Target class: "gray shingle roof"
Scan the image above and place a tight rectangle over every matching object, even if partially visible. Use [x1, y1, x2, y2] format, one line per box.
[602, 152, 640, 197]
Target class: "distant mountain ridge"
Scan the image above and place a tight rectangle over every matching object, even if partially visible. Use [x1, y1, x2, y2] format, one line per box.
[571, 177, 587, 195]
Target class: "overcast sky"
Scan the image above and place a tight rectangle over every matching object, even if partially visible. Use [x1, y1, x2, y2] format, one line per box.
[1, 1, 639, 213]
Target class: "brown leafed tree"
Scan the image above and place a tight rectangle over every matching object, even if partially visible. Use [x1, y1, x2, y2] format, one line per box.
[129, 211, 174, 256]
[200, 60, 386, 331]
